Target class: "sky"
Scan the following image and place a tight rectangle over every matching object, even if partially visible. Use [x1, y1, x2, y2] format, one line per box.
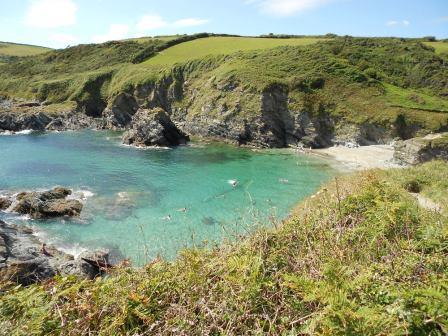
[0, 0, 447, 48]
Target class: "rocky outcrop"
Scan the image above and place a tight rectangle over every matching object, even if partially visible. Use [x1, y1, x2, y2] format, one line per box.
[0, 220, 111, 286]
[0, 98, 102, 133]
[394, 133, 448, 165]
[102, 93, 139, 129]
[7, 187, 83, 219]
[0, 111, 52, 131]
[123, 108, 189, 147]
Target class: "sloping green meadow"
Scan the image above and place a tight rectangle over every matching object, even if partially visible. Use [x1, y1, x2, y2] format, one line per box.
[144, 36, 327, 66]
[0, 41, 50, 57]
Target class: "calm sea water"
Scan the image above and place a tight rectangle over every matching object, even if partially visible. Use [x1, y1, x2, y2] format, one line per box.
[0, 130, 333, 264]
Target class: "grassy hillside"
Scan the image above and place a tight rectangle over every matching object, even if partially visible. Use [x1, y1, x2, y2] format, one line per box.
[0, 41, 51, 65]
[424, 41, 448, 55]
[1, 161, 447, 335]
[0, 36, 447, 137]
[0, 42, 50, 57]
[144, 36, 327, 66]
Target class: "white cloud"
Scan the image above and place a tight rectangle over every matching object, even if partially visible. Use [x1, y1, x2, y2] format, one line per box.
[136, 15, 209, 33]
[92, 24, 130, 43]
[173, 18, 210, 28]
[137, 15, 168, 31]
[50, 33, 78, 47]
[386, 20, 410, 27]
[247, 0, 333, 16]
[25, 0, 78, 28]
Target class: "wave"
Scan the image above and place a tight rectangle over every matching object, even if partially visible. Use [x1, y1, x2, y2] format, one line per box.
[0, 129, 35, 136]
[120, 143, 172, 151]
[68, 189, 95, 202]
[32, 229, 88, 258]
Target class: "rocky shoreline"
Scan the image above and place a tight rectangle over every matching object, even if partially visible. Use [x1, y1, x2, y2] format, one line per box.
[0, 220, 111, 288]
[0, 187, 114, 288]
[0, 92, 418, 150]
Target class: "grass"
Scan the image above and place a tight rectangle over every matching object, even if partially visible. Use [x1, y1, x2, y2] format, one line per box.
[0, 41, 51, 57]
[144, 36, 327, 66]
[125, 35, 184, 44]
[1, 161, 447, 335]
[423, 41, 448, 55]
[384, 83, 448, 112]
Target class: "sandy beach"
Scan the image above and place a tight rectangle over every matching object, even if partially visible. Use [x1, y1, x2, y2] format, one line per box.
[310, 145, 401, 171]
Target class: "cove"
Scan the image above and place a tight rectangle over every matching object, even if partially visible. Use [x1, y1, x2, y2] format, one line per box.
[0, 130, 334, 265]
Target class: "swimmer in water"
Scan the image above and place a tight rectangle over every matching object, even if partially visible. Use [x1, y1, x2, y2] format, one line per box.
[177, 207, 188, 213]
[228, 179, 238, 187]
[162, 215, 172, 221]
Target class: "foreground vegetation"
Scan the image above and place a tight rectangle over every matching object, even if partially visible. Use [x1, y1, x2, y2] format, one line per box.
[1, 161, 447, 335]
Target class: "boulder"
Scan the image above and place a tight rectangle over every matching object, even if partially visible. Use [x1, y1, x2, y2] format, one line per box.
[0, 197, 12, 210]
[394, 133, 448, 165]
[123, 108, 189, 147]
[12, 187, 83, 219]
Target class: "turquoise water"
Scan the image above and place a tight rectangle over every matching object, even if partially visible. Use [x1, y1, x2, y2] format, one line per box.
[0, 130, 333, 264]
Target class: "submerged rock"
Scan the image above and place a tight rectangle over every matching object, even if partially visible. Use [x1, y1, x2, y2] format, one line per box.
[12, 187, 83, 219]
[123, 108, 189, 147]
[394, 133, 448, 165]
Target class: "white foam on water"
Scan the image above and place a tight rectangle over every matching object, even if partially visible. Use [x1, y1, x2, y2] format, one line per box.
[67, 189, 95, 201]
[0, 129, 36, 136]
[15, 129, 34, 135]
[33, 228, 88, 258]
[120, 143, 172, 151]
[58, 244, 89, 259]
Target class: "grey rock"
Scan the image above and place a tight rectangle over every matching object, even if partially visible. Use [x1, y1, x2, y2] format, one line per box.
[123, 108, 189, 147]
[0, 220, 112, 286]
[13, 187, 83, 219]
[102, 93, 139, 129]
[394, 133, 448, 165]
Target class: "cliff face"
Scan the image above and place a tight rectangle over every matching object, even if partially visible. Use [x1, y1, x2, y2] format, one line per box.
[1, 37, 447, 147]
[100, 67, 399, 148]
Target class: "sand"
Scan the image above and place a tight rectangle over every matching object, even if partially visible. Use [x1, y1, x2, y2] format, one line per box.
[310, 145, 402, 171]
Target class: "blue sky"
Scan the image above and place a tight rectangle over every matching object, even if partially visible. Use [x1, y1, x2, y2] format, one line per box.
[1, 0, 447, 48]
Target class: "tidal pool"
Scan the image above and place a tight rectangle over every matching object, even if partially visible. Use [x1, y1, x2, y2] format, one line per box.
[0, 130, 334, 264]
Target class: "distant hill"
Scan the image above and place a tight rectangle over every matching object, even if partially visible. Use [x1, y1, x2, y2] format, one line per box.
[0, 41, 51, 63]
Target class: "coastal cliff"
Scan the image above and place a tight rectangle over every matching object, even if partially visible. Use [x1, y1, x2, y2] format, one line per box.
[1, 37, 447, 149]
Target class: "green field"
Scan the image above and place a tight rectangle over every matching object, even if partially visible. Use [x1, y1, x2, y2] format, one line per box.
[144, 36, 326, 65]
[0, 42, 51, 57]
[123, 35, 180, 44]
[424, 41, 448, 55]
